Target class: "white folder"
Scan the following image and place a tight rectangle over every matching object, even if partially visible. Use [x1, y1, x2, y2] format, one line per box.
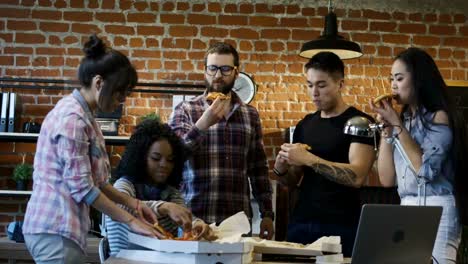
[8, 92, 16, 132]
[0, 92, 9, 132]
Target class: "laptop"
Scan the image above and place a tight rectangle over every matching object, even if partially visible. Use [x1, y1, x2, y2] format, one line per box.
[351, 204, 442, 264]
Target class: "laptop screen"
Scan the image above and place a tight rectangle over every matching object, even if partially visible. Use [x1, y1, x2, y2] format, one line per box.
[351, 204, 442, 264]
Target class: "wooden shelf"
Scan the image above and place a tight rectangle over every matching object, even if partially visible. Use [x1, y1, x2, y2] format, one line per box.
[0, 132, 130, 146]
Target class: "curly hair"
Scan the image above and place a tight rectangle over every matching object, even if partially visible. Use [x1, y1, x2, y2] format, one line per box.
[115, 119, 187, 188]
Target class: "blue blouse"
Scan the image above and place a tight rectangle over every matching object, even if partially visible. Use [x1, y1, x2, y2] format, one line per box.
[392, 108, 455, 198]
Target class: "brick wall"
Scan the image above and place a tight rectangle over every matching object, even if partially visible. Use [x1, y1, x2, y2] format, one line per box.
[0, 0, 466, 235]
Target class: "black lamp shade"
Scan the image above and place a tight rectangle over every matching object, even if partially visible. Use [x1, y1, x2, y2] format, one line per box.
[300, 11, 363, 60]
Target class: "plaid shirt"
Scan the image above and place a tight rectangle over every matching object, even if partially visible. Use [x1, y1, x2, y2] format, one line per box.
[23, 90, 110, 251]
[169, 93, 273, 224]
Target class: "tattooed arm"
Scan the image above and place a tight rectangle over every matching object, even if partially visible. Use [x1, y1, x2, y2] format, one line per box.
[279, 142, 375, 188]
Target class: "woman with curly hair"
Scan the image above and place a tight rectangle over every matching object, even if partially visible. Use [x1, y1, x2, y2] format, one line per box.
[105, 119, 216, 256]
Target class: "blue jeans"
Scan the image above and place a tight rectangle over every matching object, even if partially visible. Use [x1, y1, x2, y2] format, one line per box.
[401, 195, 461, 264]
[287, 220, 357, 257]
[24, 234, 85, 264]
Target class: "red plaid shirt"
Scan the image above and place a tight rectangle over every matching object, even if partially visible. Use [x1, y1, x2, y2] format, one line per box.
[169, 93, 273, 224]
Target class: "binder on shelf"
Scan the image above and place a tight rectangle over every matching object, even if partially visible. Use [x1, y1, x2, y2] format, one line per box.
[0, 92, 9, 132]
[8, 92, 17, 132]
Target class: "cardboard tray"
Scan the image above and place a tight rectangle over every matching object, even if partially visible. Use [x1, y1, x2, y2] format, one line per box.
[128, 232, 252, 254]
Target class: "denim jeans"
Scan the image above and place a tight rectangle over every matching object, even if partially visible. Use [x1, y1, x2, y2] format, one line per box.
[24, 234, 85, 264]
[401, 195, 461, 264]
[287, 220, 357, 257]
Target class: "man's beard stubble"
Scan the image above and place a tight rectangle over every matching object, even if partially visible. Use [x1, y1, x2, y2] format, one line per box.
[205, 77, 235, 95]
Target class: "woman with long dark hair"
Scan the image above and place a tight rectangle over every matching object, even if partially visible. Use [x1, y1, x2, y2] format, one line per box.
[22, 35, 159, 264]
[105, 119, 215, 256]
[370, 47, 467, 263]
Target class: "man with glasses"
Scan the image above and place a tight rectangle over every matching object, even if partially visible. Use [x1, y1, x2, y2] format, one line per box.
[169, 42, 274, 239]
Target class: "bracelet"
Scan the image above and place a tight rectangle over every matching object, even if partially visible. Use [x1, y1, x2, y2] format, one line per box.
[273, 167, 288, 177]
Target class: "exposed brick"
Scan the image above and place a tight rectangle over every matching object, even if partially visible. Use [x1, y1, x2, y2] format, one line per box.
[351, 33, 381, 43]
[22, 104, 54, 116]
[444, 37, 468, 48]
[224, 3, 237, 13]
[453, 50, 465, 59]
[127, 13, 156, 23]
[250, 16, 278, 27]
[461, 26, 468, 36]
[192, 39, 206, 50]
[270, 41, 285, 52]
[48, 35, 61, 45]
[370, 21, 396, 32]
[4, 47, 33, 55]
[363, 9, 390, 20]
[54, 0, 67, 8]
[32, 57, 47, 67]
[133, 1, 148, 11]
[0, 56, 14, 66]
[239, 3, 254, 14]
[347, 9, 361, 18]
[114, 36, 127, 46]
[39, 22, 69, 32]
[377, 46, 391, 57]
[65, 58, 80, 67]
[341, 20, 368, 31]
[101, 0, 115, 9]
[15, 56, 30, 66]
[129, 38, 144, 47]
[188, 14, 216, 25]
[302, 7, 314, 16]
[430, 25, 456, 35]
[255, 3, 269, 13]
[207, 2, 221, 12]
[64, 11, 92, 22]
[0, 33, 13, 42]
[36, 47, 65, 55]
[169, 26, 197, 37]
[261, 29, 290, 40]
[286, 5, 300, 14]
[413, 36, 440, 46]
[71, 23, 102, 34]
[105, 25, 134, 35]
[271, 4, 285, 14]
[176, 2, 189, 11]
[201, 27, 228, 38]
[0, 8, 30, 18]
[254, 41, 268, 51]
[409, 13, 422, 21]
[132, 50, 161, 58]
[63, 36, 79, 44]
[291, 29, 320, 40]
[149, 2, 158, 11]
[218, 15, 248, 25]
[15, 33, 46, 44]
[439, 14, 452, 23]
[88, 0, 98, 8]
[7, 20, 36, 31]
[454, 14, 466, 23]
[32, 10, 62, 20]
[382, 34, 409, 44]
[96, 12, 125, 23]
[38, 0, 52, 6]
[160, 14, 185, 24]
[69, 0, 84, 8]
[230, 28, 259, 39]
[392, 11, 406, 20]
[424, 14, 437, 22]
[398, 23, 426, 34]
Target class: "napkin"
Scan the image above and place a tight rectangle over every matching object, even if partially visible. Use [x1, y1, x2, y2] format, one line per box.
[210, 211, 251, 243]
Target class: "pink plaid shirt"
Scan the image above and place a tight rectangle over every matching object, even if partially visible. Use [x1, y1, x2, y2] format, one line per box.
[23, 90, 110, 251]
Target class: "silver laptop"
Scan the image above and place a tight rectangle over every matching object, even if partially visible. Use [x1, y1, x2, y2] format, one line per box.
[351, 204, 442, 264]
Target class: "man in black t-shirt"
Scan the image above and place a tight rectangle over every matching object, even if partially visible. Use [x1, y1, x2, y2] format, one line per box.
[274, 52, 376, 257]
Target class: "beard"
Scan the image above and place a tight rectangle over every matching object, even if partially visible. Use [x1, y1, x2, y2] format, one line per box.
[205, 77, 235, 94]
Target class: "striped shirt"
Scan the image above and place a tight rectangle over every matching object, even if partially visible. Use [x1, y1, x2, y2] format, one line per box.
[169, 92, 273, 224]
[104, 178, 185, 256]
[23, 90, 109, 251]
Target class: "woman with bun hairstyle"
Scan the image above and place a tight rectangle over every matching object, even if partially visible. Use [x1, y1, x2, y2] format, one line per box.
[370, 47, 468, 263]
[22, 35, 160, 263]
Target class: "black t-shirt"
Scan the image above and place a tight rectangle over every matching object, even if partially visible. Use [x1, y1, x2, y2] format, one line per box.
[291, 107, 375, 225]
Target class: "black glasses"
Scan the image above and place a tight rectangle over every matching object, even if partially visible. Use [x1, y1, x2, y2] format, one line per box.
[205, 65, 237, 76]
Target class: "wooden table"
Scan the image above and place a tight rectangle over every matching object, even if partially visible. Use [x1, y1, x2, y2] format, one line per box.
[0, 236, 101, 263]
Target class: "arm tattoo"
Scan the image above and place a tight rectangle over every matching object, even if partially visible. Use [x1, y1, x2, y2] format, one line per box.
[314, 163, 357, 186]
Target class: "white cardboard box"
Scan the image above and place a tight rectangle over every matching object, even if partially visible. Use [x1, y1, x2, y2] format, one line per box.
[124, 233, 253, 264]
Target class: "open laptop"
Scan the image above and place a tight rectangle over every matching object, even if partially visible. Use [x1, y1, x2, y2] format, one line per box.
[351, 204, 442, 264]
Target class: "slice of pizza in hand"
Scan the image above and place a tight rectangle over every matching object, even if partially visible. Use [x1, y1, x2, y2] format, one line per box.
[373, 94, 395, 104]
[206, 92, 231, 101]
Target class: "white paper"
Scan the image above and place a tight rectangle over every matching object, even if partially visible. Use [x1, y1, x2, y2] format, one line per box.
[210, 211, 251, 243]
